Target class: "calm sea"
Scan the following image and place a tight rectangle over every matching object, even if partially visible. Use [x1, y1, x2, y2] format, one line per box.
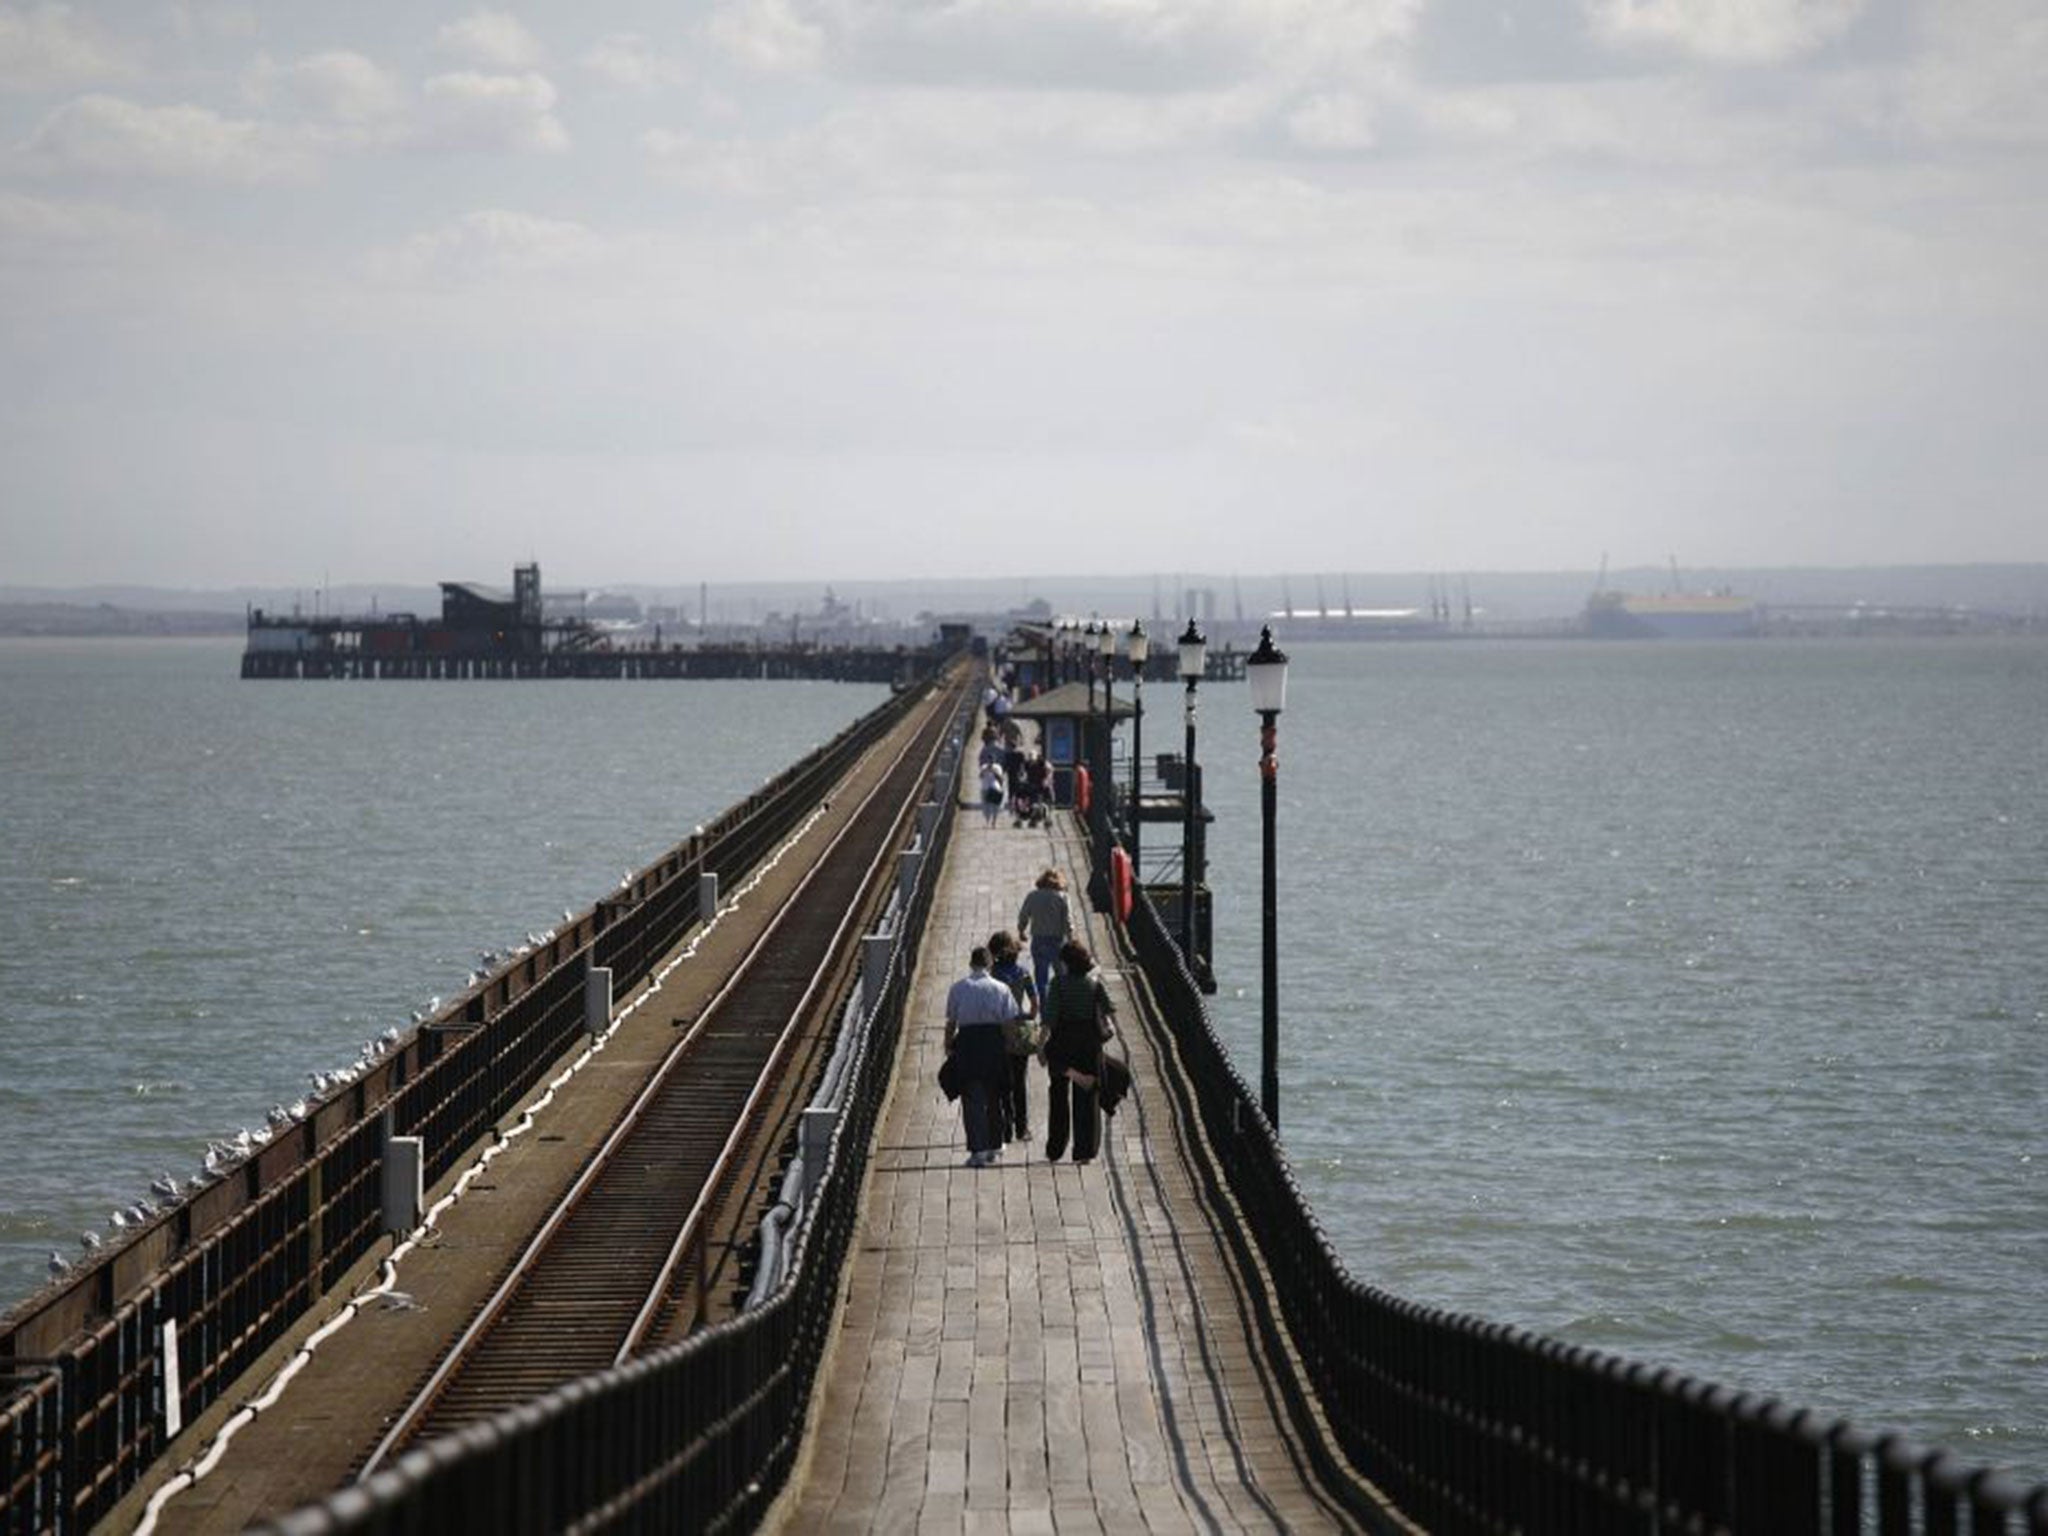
[0, 639, 888, 1307]
[1193, 638, 2046, 1485]
[1, 636, 2042, 1486]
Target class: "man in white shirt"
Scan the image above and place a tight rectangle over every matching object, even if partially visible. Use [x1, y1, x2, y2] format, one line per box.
[945, 946, 1018, 1167]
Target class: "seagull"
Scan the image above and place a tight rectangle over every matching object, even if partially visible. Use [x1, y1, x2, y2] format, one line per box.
[109, 1210, 131, 1230]
[186, 1174, 208, 1193]
[150, 1173, 181, 1201]
[380, 1026, 401, 1048]
[561, 908, 572, 924]
[265, 1105, 292, 1130]
[410, 1009, 425, 1025]
[231, 1128, 255, 1155]
[286, 1099, 308, 1122]
[127, 1202, 153, 1224]
[79, 1231, 102, 1252]
[427, 996, 442, 1012]
[249, 1125, 273, 1147]
[47, 1251, 69, 1279]
[310, 1071, 332, 1094]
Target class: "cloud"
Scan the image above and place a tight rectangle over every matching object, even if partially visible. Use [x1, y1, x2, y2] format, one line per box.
[706, 0, 825, 74]
[1286, 91, 1377, 151]
[436, 10, 544, 70]
[1584, 0, 1866, 65]
[366, 207, 603, 284]
[0, 3, 135, 90]
[242, 50, 401, 125]
[806, 0, 1418, 94]
[417, 71, 567, 153]
[581, 32, 690, 91]
[26, 93, 309, 181]
[0, 188, 157, 254]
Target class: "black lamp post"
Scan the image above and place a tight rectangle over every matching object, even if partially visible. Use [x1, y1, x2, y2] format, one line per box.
[1176, 618, 1206, 965]
[1083, 620, 1100, 717]
[1094, 619, 1116, 887]
[1246, 624, 1290, 1131]
[1126, 619, 1148, 867]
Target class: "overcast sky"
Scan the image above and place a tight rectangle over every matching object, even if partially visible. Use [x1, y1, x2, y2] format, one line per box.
[2, 1, 2042, 588]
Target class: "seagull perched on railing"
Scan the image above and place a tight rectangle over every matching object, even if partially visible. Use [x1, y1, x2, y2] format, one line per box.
[310, 1070, 332, 1094]
[79, 1230, 102, 1252]
[109, 1209, 131, 1231]
[266, 1105, 292, 1130]
[380, 1026, 401, 1048]
[150, 1172, 181, 1201]
[47, 1251, 69, 1279]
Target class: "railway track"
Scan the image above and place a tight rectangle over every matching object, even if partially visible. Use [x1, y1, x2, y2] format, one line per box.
[359, 675, 966, 1471]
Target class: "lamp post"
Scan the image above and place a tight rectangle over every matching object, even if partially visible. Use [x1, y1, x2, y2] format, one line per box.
[1245, 625, 1290, 1131]
[1176, 618, 1206, 965]
[1126, 619, 1148, 867]
[1094, 620, 1116, 890]
[1083, 620, 1099, 717]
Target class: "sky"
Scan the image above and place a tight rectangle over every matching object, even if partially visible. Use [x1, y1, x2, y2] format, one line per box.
[1, 1, 2043, 589]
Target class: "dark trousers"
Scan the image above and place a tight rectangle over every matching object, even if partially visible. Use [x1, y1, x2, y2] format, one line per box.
[1003, 1054, 1030, 1140]
[954, 1028, 1007, 1154]
[1044, 1061, 1100, 1161]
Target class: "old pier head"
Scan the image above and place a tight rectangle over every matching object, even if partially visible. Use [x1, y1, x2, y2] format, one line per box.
[4, 633, 2045, 1535]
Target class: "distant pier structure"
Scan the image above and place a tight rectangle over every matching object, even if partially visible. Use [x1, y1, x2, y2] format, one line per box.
[242, 564, 936, 684]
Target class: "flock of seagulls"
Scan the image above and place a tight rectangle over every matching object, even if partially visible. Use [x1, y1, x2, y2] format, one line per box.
[46, 922, 586, 1283]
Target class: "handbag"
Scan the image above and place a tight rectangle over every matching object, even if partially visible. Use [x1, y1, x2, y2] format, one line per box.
[1003, 1013, 1046, 1057]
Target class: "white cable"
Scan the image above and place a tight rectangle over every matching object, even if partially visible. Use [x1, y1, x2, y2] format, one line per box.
[135, 801, 836, 1536]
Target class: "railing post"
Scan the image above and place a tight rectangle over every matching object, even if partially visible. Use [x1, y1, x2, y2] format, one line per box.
[382, 1136, 423, 1236]
[898, 848, 921, 910]
[585, 966, 613, 1037]
[698, 871, 719, 923]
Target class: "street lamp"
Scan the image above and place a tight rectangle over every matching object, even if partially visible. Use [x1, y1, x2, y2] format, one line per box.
[1094, 619, 1117, 890]
[1126, 619, 1148, 867]
[1176, 618, 1206, 965]
[1245, 624, 1290, 1131]
[1083, 620, 1100, 716]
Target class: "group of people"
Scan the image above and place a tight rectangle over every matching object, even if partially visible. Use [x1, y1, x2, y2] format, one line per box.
[942, 868, 1118, 1167]
[976, 720, 1052, 830]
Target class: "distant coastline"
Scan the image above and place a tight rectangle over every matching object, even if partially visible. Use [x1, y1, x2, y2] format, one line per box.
[0, 604, 244, 638]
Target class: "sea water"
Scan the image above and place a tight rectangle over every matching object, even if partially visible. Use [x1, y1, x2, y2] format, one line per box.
[0, 638, 888, 1308]
[1, 635, 2042, 1486]
[1193, 638, 2047, 1484]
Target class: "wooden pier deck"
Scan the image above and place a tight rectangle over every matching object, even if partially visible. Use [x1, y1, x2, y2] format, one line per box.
[774, 746, 1391, 1534]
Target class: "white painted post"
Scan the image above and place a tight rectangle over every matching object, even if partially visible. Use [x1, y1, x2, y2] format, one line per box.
[382, 1135, 423, 1236]
[800, 1106, 836, 1204]
[161, 1319, 184, 1439]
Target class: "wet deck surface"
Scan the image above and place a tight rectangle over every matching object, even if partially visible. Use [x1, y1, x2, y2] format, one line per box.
[776, 736, 1371, 1535]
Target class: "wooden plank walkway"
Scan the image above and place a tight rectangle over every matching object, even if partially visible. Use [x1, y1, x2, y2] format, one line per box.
[776, 737, 1383, 1534]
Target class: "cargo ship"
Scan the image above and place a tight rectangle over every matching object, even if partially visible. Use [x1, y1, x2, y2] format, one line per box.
[1584, 587, 1757, 639]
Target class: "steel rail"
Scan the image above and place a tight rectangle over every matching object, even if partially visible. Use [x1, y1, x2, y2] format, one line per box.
[614, 681, 951, 1361]
[356, 683, 956, 1476]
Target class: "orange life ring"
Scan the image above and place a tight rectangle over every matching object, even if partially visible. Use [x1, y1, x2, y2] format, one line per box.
[1074, 765, 1091, 815]
[1109, 846, 1134, 925]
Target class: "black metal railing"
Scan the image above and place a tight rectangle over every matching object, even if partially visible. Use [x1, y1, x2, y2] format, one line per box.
[1115, 864, 2048, 1534]
[0, 672, 946, 1534]
[251, 682, 975, 1535]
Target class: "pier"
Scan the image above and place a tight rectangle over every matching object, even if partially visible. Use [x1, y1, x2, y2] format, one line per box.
[5, 659, 2047, 1534]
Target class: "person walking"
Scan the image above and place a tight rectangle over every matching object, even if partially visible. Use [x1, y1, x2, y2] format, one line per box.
[1042, 941, 1116, 1164]
[1016, 867, 1073, 999]
[978, 758, 1007, 828]
[988, 930, 1039, 1144]
[945, 945, 1018, 1167]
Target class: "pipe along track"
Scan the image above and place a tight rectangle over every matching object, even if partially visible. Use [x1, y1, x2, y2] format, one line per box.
[360, 677, 965, 1474]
